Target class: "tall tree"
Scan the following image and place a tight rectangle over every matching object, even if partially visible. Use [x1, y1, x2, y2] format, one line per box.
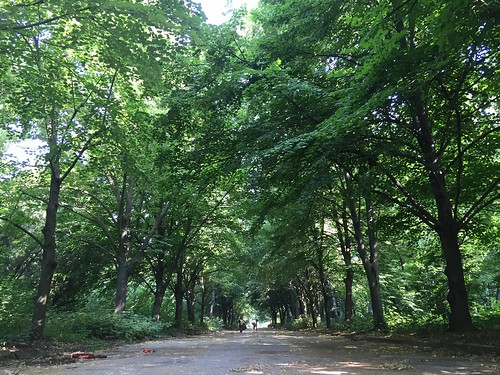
[0, 0, 202, 337]
[248, 0, 499, 331]
[330, 0, 499, 331]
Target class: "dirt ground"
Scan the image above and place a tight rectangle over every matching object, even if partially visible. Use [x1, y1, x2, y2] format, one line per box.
[1, 329, 498, 374]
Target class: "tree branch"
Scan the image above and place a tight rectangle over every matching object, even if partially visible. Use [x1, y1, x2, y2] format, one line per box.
[130, 202, 172, 267]
[378, 169, 437, 228]
[460, 178, 500, 227]
[0, 7, 94, 31]
[0, 216, 43, 247]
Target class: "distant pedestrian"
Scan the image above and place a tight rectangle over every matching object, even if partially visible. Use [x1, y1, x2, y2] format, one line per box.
[238, 317, 245, 333]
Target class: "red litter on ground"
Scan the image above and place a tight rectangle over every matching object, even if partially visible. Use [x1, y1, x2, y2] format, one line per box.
[71, 352, 107, 359]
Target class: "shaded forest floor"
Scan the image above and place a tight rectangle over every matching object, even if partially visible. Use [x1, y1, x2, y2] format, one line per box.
[345, 329, 499, 356]
[1, 328, 498, 370]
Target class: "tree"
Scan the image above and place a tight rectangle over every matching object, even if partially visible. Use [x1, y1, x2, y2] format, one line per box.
[247, 0, 499, 332]
[331, 0, 499, 331]
[1, 0, 497, 339]
[1, 15, 117, 336]
[0, 0, 203, 337]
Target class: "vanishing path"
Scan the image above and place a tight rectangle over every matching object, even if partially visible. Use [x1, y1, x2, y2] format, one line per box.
[4, 329, 498, 374]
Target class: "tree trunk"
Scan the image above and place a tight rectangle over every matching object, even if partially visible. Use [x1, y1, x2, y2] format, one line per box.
[113, 177, 134, 315]
[151, 285, 167, 322]
[114, 256, 129, 315]
[413, 99, 475, 332]
[346, 172, 386, 329]
[151, 259, 165, 321]
[289, 286, 299, 319]
[279, 307, 285, 324]
[438, 226, 475, 331]
[150, 248, 177, 321]
[174, 268, 183, 327]
[365, 195, 386, 329]
[318, 267, 331, 329]
[311, 298, 318, 328]
[344, 267, 354, 322]
[185, 289, 196, 323]
[305, 285, 317, 328]
[339, 211, 354, 322]
[317, 217, 332, 329]
[30, 165, 61, 338]
[199, 277, 208, 326]
[210, 289, 216, 319]
[298, 290, 307, 316]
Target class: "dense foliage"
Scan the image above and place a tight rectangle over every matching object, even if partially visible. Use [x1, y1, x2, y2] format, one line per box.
[0, 0, 498, 343]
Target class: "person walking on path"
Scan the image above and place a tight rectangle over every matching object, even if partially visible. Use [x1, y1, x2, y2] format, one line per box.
[238, 317, 245, 333]
[251, 319, 258, 331]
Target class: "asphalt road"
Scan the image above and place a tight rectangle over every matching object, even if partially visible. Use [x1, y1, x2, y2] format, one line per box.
[3, 329, 498, 375]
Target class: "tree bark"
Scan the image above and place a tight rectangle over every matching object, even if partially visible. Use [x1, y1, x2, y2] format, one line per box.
[271, 309, 277, 326]
[174, 268, 184, 327]
[151, 257, 166, 321]
[114, 256, 129, 315]
[151, 253, 173, 322]
[199, 277, 207, 326]
[335, 209, 354, 322]
[317, 216, 332, 329]
[412, 97, 474, 331]
[30, 164, 61, 338]
[364, 195, 386, 329]
[185, 289, 196, 323]
[346, 171, 386, 329]
[318, 259, 332, 329]
[304, 276, 318, 328]
[112, 178, 170, 316]
[438, 227, 474, 331]
[289, 285, 300, 319]
[113, 177, 133, 315]
[210, 289, 216, 319]
[151, 285, 167, 322]
[344, 267, 354, 322]
[297, 287, 307, 316]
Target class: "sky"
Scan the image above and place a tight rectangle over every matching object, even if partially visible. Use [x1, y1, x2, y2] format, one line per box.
[196, 0, 259, 24]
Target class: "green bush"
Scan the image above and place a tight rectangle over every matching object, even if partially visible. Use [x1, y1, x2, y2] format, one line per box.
[45, 308, 167, 341]
[329, 316, 390, 333]
[290, 315, 313, 330]
[384, 304, 449, 333]
[203, 317, 225, 331]
[0, 277, 34, 340]
[471, 300, 500, 329]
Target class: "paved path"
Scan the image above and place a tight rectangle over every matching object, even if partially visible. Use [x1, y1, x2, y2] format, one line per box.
[3, 329, 498, 374]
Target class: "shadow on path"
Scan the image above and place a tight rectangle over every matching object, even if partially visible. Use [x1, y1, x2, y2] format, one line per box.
[1, 329, 498, 375]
